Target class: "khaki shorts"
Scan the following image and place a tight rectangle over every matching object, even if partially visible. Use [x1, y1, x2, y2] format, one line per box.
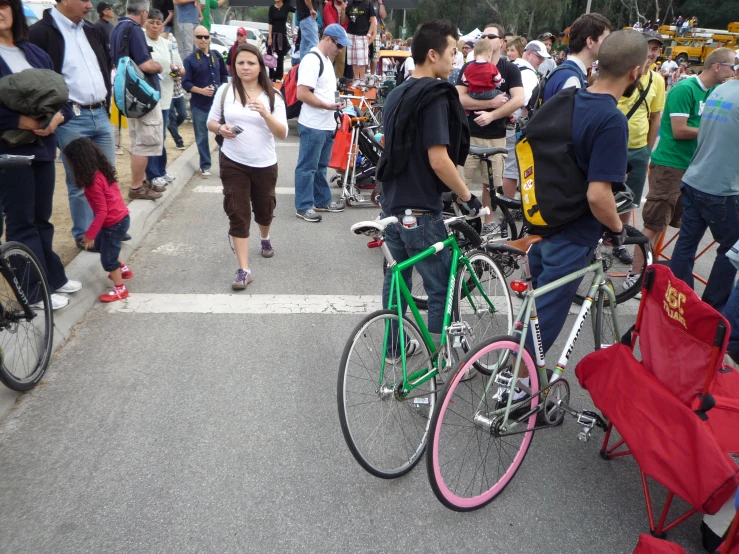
[129, 104, 164, 157]
[459, 136, 507, 191]
[642, 163, 685, 233]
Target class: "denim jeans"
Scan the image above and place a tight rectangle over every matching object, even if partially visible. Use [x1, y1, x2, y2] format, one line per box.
[294, 124, 333, 212]
[190, 106, 211, 171]
[94, 215, 130, 272]
[723, 283, 739, 354]
[146, 108, 169, 181]
[299, 17, 319, 61]
[0, 160, 67, 300]
[525, 234, 598, 356]
[56, 107, 115, 239]
[671, 184, 739, 311]
[382, 213, 450, 335]
[168, 96, 187, 144]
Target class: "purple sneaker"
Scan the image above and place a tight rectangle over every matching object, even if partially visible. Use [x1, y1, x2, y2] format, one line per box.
[261, 238, 274, 258]
[232, 268, 253, 290]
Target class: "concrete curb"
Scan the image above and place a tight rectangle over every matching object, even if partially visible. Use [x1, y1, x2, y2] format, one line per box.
[0, 142, 204, 423]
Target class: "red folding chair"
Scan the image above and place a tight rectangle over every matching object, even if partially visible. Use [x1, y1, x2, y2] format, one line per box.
[575, 264, 739, 539]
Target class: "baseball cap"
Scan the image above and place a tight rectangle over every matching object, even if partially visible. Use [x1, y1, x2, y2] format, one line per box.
[538, 32, 556, 43]
[323, 24, 352, 47]
[97, 1, 113, 15]
[236, 27, 247, 36]
[524, 40, 552, 58]
[643, 31, 664, 45]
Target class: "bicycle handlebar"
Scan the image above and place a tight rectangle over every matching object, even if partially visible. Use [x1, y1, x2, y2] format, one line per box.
[623, 224, 650, 245]
[0, 154, 34, 168]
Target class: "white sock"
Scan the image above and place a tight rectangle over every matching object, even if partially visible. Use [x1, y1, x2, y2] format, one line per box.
[261, 235, 270, 240]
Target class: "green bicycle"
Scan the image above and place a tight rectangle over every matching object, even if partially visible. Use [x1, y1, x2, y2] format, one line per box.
[338, 207, 513, 479]
[425, 229, 649, 511]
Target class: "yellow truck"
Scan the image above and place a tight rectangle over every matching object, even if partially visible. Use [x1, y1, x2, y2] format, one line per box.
[665, 36, 737, 65]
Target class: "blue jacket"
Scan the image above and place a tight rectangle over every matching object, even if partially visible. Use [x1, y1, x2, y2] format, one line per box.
[542, 60, 587, 103]
[182, 49, 228, 112]
[0, 41, 73, 161]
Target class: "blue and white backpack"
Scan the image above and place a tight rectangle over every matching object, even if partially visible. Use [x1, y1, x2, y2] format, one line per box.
[113, 23, 160, 119]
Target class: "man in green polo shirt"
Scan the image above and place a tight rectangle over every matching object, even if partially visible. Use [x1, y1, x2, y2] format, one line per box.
[200, 0, 225, 31]
[626, 47, 735, 289]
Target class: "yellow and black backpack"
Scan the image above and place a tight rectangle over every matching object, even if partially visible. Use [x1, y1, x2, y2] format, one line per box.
[515, 87, 590, 236]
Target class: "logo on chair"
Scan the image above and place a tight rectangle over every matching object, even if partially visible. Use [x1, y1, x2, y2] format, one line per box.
[664, 280, 687, 329]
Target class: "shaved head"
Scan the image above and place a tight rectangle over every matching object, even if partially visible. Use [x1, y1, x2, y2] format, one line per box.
[597, 30, 648, 79]
[194, 25, 208, 36]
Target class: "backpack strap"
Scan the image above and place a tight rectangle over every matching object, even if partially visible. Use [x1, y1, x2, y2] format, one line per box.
[119, 21, 134, 60]
[219, 83, 230, 125]
[626, 70, 653, 120]
[547, 63, 586, 88]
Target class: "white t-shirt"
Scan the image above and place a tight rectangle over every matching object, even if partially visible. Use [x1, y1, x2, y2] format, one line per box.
[562, 55, 588, 90]
[145, 35, 182, 110]
[297, 48, 336, 131]
[403, 56, 415, 79]
[208, 84, 288, 168]
[661, 60, 678, 74]
[513, 58, 539, 120]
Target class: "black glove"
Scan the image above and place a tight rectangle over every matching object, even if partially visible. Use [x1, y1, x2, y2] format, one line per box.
[458, 194, 483, 216]
[603, 226, 627, 247]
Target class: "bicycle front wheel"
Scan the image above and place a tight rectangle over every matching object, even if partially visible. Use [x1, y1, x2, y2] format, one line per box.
[454, 252, 513, 373]
[0, 241, 53, 391]
[427, 336, 539, 511]
[338, 310, 436, 478]
[594, 281, 619, 350]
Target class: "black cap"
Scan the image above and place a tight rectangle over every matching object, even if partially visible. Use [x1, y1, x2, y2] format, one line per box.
[464, 41, 474, 48]
[643, 31, 664, 45]
[97, 2, 113, 15]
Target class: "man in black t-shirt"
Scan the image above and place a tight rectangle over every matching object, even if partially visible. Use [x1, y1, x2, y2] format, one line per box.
[456, 23, 524, 234]
[379, 20, 480, 345]
[345, 0, 376, 81]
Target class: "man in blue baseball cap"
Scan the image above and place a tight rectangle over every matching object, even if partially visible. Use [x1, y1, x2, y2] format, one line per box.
[294, 23, 349, 222]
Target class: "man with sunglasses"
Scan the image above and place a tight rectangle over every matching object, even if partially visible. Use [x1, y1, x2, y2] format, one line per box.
[182, 25, 228, 177]
[660, 50, 739, 313]
[294, 25, 350, 222]
[456, 23, 524, 235]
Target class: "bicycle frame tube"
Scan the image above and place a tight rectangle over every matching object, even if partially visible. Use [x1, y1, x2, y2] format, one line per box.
[383, 235, 462, 394]
[0, 257, 35, 320]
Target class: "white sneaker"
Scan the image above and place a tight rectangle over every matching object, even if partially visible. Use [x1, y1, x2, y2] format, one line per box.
[31, 293, 69, 311]
[151, 176, 169, 187]
[385, 339, 420, 364]
[624, 272, 642, 299]
[56, 280, 82, 294]
[201, 169, 211, 177]
[162, 173, 175, 183]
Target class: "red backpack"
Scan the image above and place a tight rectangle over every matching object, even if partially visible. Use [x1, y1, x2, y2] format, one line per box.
[283, 51, 325, 119]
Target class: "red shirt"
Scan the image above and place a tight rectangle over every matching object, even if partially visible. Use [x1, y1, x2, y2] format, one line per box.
[83, 172, 130, 240]
[323, 2, 348, 30]
[461, 61, 503, 94]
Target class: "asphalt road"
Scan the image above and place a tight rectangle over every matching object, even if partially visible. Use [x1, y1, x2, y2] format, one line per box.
[0, 128, 714, 554]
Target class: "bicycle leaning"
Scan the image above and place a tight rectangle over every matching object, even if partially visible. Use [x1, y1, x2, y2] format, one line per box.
[337, 206, 513, 479]
[425, 229, 650, 511]
[0, 154, 55, 392]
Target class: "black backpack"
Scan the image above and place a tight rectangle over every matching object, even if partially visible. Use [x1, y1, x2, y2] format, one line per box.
[395, 58, 408, 86]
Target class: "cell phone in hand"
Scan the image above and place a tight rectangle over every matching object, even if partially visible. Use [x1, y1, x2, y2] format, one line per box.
[335, 91, 340, 104]
[230, 126, 243, 135]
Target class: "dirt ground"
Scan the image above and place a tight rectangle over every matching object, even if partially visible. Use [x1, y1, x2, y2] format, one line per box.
[48, 121, 196, 266]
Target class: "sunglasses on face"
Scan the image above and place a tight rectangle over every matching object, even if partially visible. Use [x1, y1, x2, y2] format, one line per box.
[480, 33, 499, 39]
[195, 35, 210, 40]
[329, 37, 344, 49]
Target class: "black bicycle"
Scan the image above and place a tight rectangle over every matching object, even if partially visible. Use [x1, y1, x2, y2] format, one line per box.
[0, 155, 54, 391]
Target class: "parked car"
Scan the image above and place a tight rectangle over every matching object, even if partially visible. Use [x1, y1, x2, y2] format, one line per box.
[211, 24, 264, 51]
[209, 32, 232, 64]
[23, 0, 55, 22]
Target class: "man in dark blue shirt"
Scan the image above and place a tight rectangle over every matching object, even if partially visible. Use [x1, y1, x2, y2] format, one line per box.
[542, 13, 612, 102]
[528, 30, 648, 355]
[182, 25, 228, 177]
[110, 0, 165, 200]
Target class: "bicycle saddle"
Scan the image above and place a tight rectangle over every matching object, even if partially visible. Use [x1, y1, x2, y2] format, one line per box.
[469, 146, 508, 158]
[488, 234, 542, 257]
[350, 216, 398, 238]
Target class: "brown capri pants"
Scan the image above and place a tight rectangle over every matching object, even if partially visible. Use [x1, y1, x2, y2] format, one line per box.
[220, 153, 278, 238]
[641, 163, 685, 233]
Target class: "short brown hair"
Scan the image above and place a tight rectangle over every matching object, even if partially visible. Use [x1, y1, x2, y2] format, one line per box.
[705, 47, 735, 67]
[474, 39, 493, 57]
[569, 13, 614, 54]
[506, 36, 526, 57]
[484, 23, 505, 37]
[597, 30, 647, 79]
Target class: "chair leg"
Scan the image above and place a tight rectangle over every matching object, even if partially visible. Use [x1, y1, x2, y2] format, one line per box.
[600, 423, 632, 459]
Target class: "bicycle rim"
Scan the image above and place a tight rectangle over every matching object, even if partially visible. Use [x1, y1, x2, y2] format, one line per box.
[338, 310, 436, 478]
[454, 252, 513, 373]
[594, 282, 618, 350]
[574, 241, 648, 305]
[427, 337, 539, 511]
[0, 242, 53, 391]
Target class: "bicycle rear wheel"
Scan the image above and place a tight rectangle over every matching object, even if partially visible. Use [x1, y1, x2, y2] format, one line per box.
[427, 336, 539, 511]
[338, 310, 436, 478]
[0, 242, 53, 391]
[574, 237, 650, 305]
[594, 281, 618, 351]
[454, 252, 513, 374]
